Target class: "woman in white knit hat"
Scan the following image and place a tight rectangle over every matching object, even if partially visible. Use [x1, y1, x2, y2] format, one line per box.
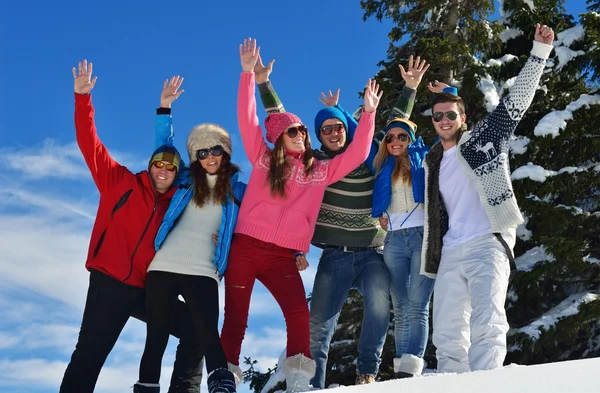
[135, 77, 246, 393]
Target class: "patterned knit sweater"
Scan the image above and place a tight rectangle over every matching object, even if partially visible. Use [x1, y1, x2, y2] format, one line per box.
[420, 40, 554, 278]
[258, 81, 416, 248]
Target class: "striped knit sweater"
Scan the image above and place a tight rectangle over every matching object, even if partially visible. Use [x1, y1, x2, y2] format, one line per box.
[258, 81, 416, 248]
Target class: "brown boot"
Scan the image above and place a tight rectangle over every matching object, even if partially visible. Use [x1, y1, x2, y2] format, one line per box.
[355, 374, 375, 385]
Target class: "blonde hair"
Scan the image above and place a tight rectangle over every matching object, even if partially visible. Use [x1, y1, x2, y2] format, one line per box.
[373, 133, 412, 186]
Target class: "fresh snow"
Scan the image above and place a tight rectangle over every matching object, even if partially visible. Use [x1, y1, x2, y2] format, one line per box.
[307, 357, 600, 393]
[511, 293, 598, 340]
[478, 75, 500, 112]
[509, 136, 530, 155]
[523, 0, 535, 12]
[584, 255, 600, 264]
[516, 216, 533, 241]
[554, 46, 586, 70]
[512, 163, 557, 182]
[500, 27, 522, 42]
[555, 25, 585, 47]
[515, 245, 555, 272]
[486, 54, 518, 67]
[534, 94, 600, 138]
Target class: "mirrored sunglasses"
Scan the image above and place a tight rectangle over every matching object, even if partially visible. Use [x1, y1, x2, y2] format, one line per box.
[197, 145, 224, 160]
[432, 111, 459, 122]
[152, 161, 177, 172]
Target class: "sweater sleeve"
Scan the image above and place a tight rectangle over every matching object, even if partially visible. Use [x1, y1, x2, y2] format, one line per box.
[75, 93, 126, 193]
[326, 110, 376, 184]
[237, 72, 269, 164]
[258, 81, 286, 114]
[473, 41, 553, 141]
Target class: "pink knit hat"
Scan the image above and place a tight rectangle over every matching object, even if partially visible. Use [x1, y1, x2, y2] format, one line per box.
[265, 112, 303, 144]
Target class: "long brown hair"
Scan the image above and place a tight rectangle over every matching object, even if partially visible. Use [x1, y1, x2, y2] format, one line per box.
[190, 152, 240, 207]
[268, 134, 315, 198]
[373, 138, 412, 186]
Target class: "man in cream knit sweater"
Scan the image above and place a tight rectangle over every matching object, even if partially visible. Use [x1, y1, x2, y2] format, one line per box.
[420, 24, 555, 373]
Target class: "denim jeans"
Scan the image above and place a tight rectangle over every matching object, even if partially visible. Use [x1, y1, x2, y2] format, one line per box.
[383, 226, 434, 358]
[309, 248, 390, 388]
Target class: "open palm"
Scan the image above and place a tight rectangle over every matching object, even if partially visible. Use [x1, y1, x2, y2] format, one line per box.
[160, 76, 184, 108]
[399, 55, 430, 89]
[363, 79, 383, 113]
[72, 59, 97, 94]
[240, 37, 260, 72]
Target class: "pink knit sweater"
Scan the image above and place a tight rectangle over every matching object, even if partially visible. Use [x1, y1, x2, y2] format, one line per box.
[234, 72, 376, 252]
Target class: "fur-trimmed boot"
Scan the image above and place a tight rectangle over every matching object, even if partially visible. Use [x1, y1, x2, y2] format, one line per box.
[282, 354, 316, 393]
[228, 362, 243, 385]
[207, 368, 237, 393]
[394, 354, 425, 378]
[133, 382, 160, 393]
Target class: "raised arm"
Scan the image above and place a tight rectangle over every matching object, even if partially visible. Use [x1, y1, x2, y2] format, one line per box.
[237, 38, 269, 164]
[255, 55, 285, 114]
[73, 60, 125, 193]
[326, 79, 382, 184]
[155, 76, 184, 149]
[474, 24, 554, 140]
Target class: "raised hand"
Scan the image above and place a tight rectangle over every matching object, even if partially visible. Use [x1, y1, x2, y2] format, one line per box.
[363, 79, 383, 113]
[254, 54, 275, 84]
[72, 59, 97, 95]
[535, 23, 554, 45]
[319, 89, 340, 107]
[240, 37, 260, 73]
[427, 80, 451, 94]
[160, 76, 184, 108]
[399, 55, 431, 89]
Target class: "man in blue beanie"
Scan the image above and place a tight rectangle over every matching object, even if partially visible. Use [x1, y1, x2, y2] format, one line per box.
[254, 55, 430, 387]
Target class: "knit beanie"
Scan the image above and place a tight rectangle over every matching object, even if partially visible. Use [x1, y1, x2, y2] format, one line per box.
[264, 112, 302, 144]
[385, 118, 418, 142]
[314, 107, 349, 143]
[186, 123, 232, 162]
[148, 145, 181, 171]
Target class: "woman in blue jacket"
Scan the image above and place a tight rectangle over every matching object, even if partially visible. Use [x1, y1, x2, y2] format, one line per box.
[369, 117, 433, 379]
[135, 77, 245, 393]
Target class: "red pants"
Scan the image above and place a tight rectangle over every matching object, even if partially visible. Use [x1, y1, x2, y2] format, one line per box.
[221, 234, 311, 365]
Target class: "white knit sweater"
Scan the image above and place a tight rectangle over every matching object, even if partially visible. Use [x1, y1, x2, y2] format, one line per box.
[148, 174, 222, 282]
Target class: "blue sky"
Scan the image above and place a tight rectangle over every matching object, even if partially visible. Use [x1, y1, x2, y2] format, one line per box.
[0, 1, 589, 392]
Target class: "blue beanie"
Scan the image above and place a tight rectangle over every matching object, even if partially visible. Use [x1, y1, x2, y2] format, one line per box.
[385, 118, 418, 142]
[314, 107, 349, 142]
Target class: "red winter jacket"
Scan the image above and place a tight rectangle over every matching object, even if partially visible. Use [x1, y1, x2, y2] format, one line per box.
[75, 93, 175, 288]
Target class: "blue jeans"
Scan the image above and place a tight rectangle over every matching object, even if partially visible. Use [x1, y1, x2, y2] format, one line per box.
[309, 248, 390, 388]
[383, 227, 434, 358]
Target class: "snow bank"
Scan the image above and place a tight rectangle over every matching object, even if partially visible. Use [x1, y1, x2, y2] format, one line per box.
[534, 94, 600, 138]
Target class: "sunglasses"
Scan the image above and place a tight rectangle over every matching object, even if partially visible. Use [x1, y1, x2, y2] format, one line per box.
[385, 133, 410, 143]
[432, 111, 459, 122]
[320, 123, 345, 135]
[152, 161, 177, 172]
[285, 125, 308, 139]
[197, 145, 224, 160]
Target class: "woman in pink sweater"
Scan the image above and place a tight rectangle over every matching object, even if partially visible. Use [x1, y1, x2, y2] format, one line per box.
[221, 38, 383, 392]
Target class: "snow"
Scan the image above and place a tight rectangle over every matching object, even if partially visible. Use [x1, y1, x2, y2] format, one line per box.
[500, 28, 522, 42]
[512, 293, 598, 339]
[275, 357, 600, 393]
[509, 136, 530, 155]
[516, 216, 532, 241]
[533, 94, 600, 138]
[515, 245, 555, 272]
[477, 75, 500, 112]
[511, 163, 557, 182]
[554, 46, 586, 70]
[486, 54, 518, 67]
[555, 25, 585, 47]
[584, 255, 600, 264]
[523, 0, 535, 12]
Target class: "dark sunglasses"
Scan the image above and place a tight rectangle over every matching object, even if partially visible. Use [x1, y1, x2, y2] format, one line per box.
[320, 123, 345, 135]
[152, 161, 177, 172]
[196, 145, 224, 160]
[432, 111, 459, 122]
[285, 125, 308, 139]
[385, 133, 409, 143]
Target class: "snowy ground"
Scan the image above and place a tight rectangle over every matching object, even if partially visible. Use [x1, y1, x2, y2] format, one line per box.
[319, 357, 599, 393]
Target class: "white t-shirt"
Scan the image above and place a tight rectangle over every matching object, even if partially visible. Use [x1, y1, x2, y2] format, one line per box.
[439, 146, 491, 249]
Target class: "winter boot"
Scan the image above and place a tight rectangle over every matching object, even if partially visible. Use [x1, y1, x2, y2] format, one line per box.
[228, 362, 243, 385]
[282, 354, 316, 393]
[207, 368, 237, 393]
[394, 354, 425, 378]
[133, 382, 160, 393]
[355, 374, 376, 385]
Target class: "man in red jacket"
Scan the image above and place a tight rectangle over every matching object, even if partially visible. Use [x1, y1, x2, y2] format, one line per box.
[60, 60, 203, 393]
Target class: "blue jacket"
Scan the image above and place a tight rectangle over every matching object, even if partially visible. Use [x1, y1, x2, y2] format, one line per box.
[368, 137, 429, 219]
[153, 113, 246, 277]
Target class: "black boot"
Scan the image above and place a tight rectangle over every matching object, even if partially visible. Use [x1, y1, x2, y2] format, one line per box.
[133, 382, 160, 393]
[207, 368, 237, 393]
[395, 371, 413, 379]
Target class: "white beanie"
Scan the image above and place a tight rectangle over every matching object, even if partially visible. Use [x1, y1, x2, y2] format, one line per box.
[186, 123, 232, 162]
